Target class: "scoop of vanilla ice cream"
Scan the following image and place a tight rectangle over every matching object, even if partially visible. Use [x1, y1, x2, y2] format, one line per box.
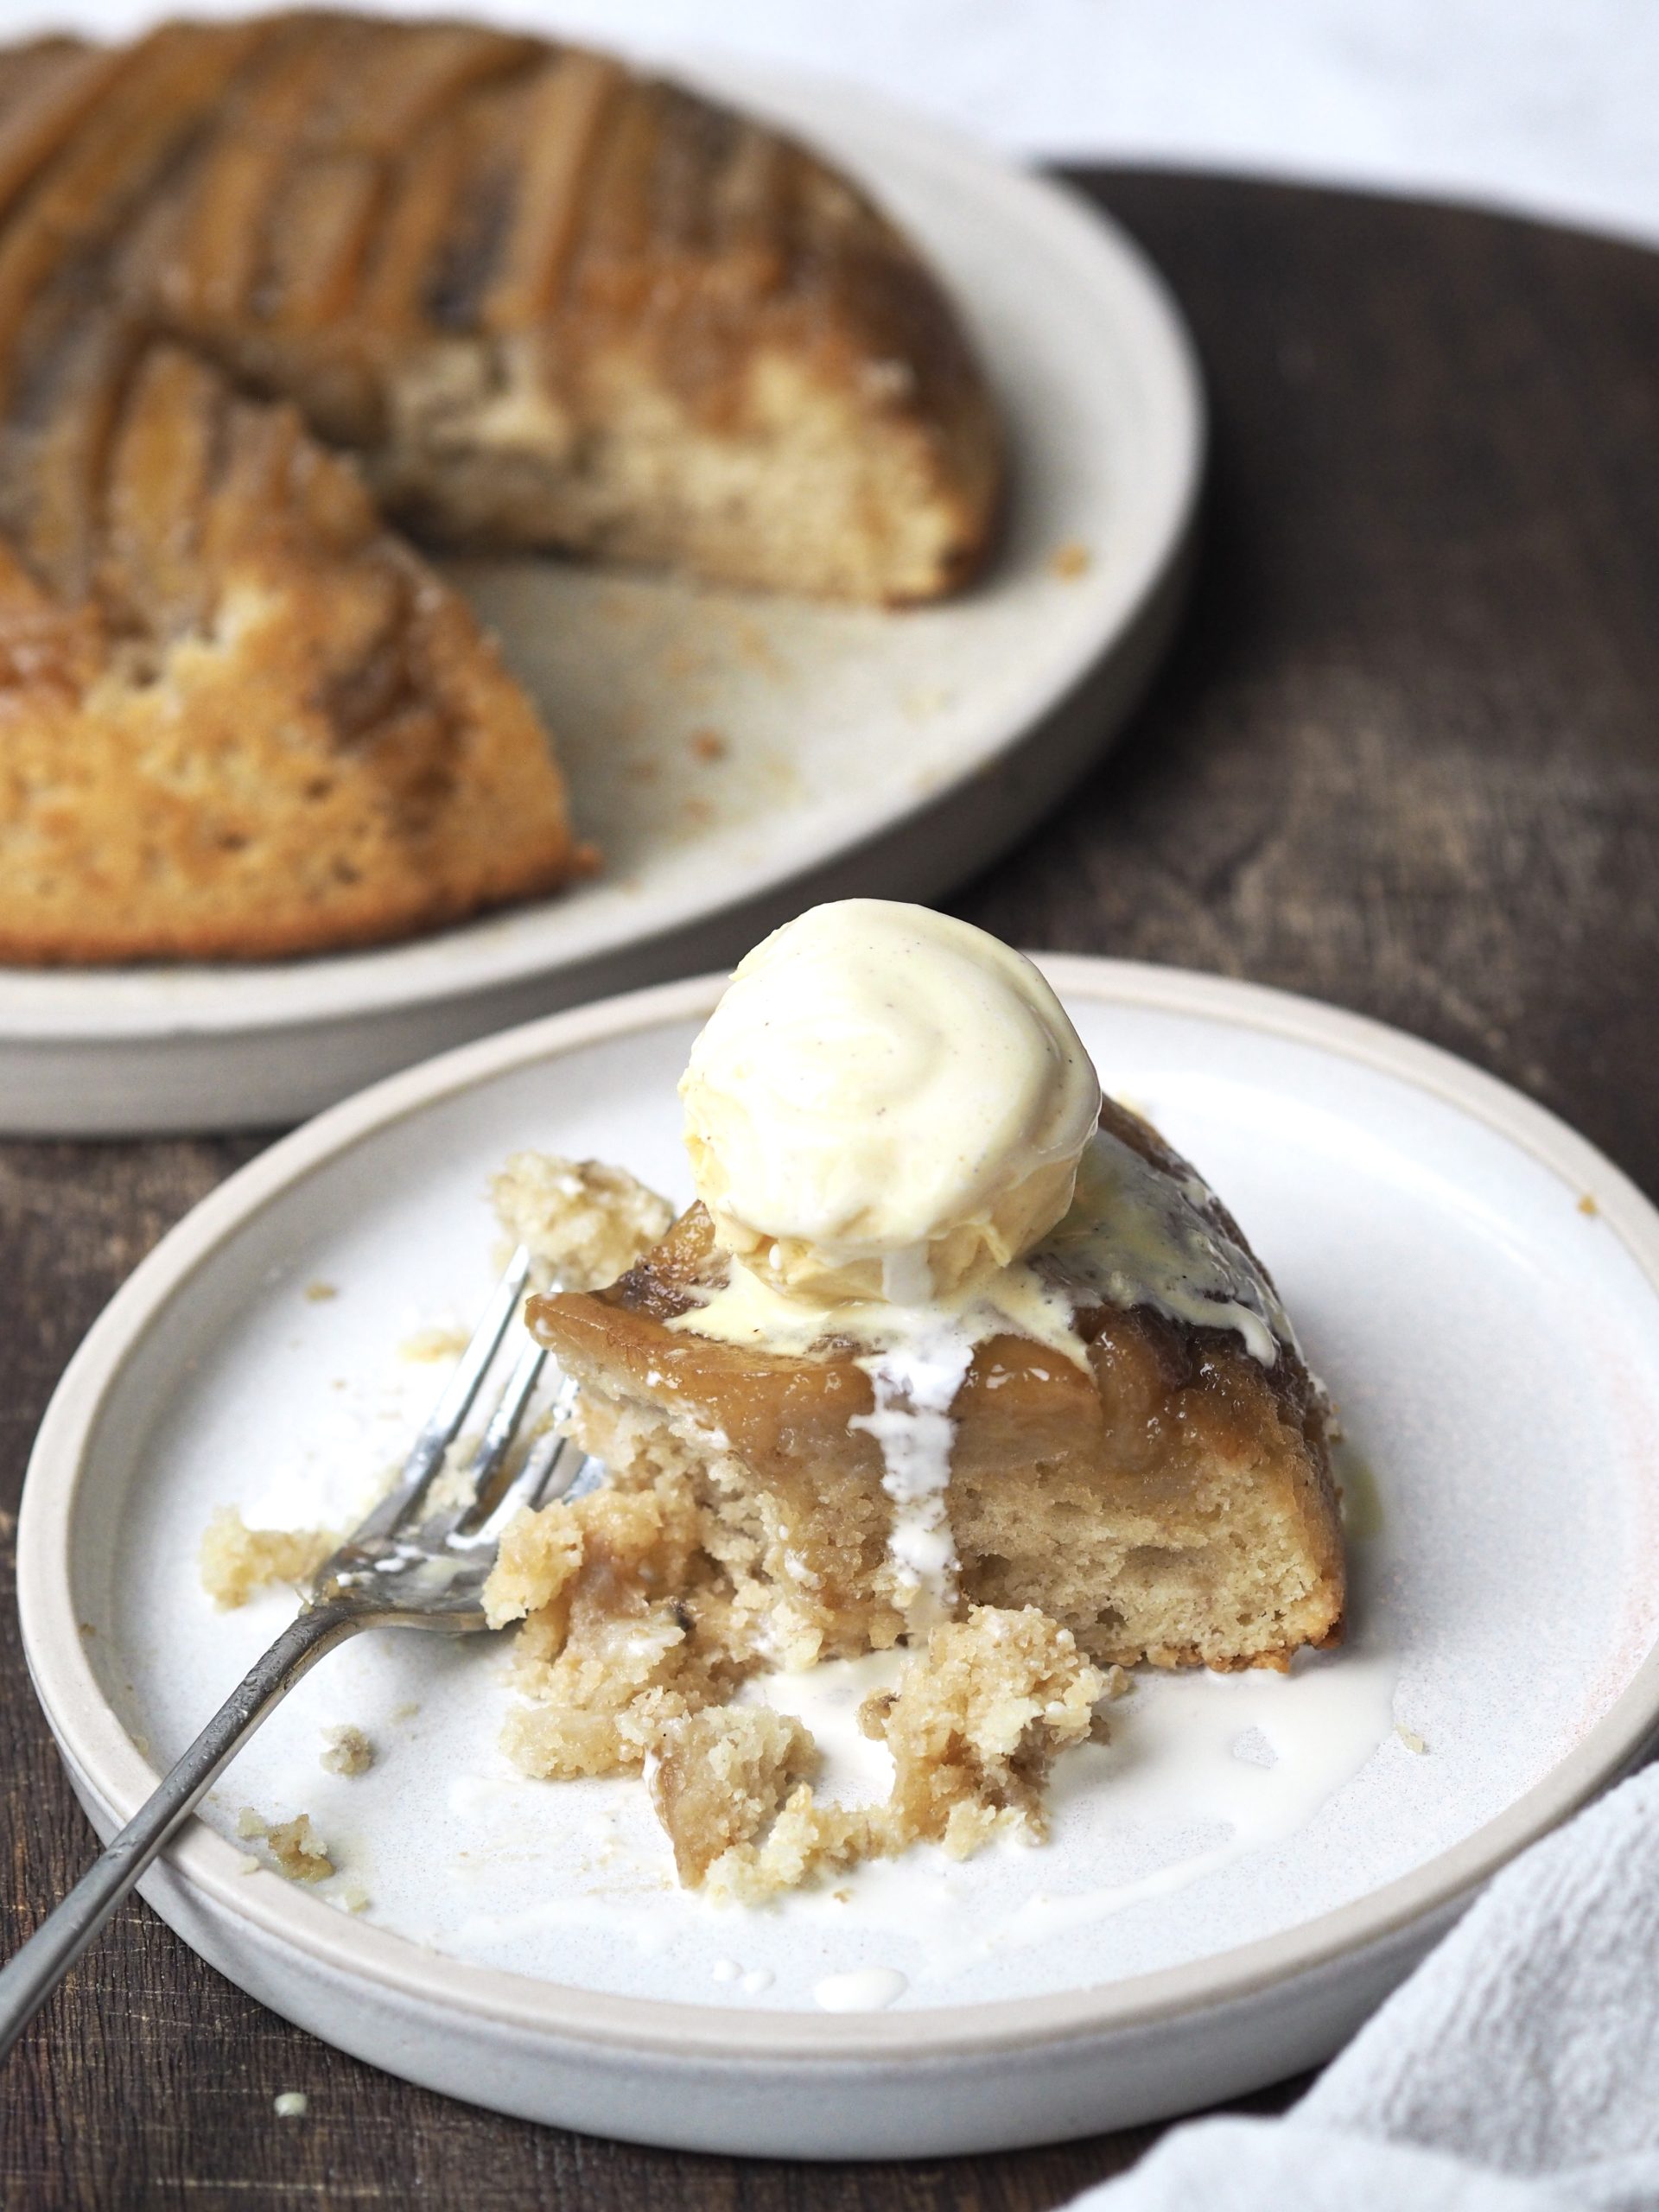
[679, 900, 1101, 1303]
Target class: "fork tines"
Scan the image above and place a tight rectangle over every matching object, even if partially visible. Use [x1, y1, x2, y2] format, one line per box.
[351, 1247, 582, 1554]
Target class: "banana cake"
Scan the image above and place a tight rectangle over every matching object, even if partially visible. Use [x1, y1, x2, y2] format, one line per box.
[0, 16, 1001, 962]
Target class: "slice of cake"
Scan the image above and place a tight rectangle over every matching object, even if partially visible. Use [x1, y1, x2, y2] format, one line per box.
[0, 341, 582, 962]
[524, 1095, 1341, 1676]
[480, 901, 1344, 1894]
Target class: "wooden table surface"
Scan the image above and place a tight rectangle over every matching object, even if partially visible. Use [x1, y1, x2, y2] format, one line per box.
[4, 169, 1658, 2209]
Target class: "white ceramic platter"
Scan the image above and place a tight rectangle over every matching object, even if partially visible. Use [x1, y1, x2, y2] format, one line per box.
[0, 65, 1201, 1136]
[19, 961, 1659, 2157]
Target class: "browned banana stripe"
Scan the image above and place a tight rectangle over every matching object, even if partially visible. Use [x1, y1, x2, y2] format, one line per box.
[68, 22, 963, 423]
[0, 15, 835, 618]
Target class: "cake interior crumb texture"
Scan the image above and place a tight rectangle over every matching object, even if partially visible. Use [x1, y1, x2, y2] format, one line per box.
[651, 1609, 1103, 1903]
[492, 1153, 676, 1292]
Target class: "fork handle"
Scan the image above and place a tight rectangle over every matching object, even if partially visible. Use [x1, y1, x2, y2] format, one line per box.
[0, 1602, 359, 2063]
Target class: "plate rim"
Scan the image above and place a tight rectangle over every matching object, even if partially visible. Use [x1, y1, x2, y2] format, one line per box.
[21, 957, 1659, 2063]
[0, 74, 1204, 1045]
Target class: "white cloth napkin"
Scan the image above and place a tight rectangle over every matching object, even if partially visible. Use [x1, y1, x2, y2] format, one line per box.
[1070, 1761, 1659, 2211]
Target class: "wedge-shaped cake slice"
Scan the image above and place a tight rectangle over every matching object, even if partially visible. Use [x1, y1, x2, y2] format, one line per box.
[526, 1095, 1344, 1675]
[0, 341, 581, 962]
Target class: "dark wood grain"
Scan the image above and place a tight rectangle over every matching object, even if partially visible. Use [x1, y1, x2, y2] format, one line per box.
[4, 171, 1658, 2209]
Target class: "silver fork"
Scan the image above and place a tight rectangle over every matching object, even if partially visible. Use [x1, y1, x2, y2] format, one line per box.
[0, 1245, 583, 2063]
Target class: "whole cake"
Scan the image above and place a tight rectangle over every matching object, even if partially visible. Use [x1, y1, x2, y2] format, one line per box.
[480, 901, 1345, 1896]
[0, 16, 1001, 962]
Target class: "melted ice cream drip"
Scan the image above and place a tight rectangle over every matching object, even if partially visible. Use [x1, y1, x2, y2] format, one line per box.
[671, 1115, 1299, 1610]
[1037, 1127, 1294, 1367]
[849, 1329, 976, 1623]
[669, 1262, 1059, 1622]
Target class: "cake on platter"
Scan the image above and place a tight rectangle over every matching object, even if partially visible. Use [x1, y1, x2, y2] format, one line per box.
[0, 17, 1000, 961]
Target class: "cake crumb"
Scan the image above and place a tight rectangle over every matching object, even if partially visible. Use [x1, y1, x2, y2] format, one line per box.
[424, 1435, 482, 1514]
[651, 1707, 818, 1886]
[486, 1483, 734, 1775]
[491, 1153, 673, 1293]
[684, 1608, 1103, 1904]
[861, 1606, 1104, 1866]
[238, 1806, 336, 1880]
[303, 1281, 338, 1302]
[1579, 1193, 1599, 1217]
[320, 1725, 374, 1777]
[1049, 539, 1091, 579]
[332, 1878, 372, 1914]
[389, 1700, 421, 1724]
[1396, 1725, 1428, 1755]
[689, 727, 728, 763]
[266, 1815, 335, 1883]
[235, 1853, 261, 1875]
[398, 1324, 470, 1363]
[485, 1378, 1109, 1902]
[274, 2092, 308, 2120]
[200, 1507, 336, 1609]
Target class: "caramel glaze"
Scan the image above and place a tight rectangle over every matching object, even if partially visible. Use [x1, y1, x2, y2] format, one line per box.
[529, 1101, 1346, 1671]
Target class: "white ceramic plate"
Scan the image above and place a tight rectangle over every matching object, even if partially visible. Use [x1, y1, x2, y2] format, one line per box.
[0, 66, 1201, 1137]
[20, 961, 1659, 2157]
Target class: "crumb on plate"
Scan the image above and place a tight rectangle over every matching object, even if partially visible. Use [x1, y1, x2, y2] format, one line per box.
[398, 1325, 471, 1363]
[267, 1815, 335, 1883]
[200, 1507, 335, 1610]
[320, 1724, 374, 1777]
